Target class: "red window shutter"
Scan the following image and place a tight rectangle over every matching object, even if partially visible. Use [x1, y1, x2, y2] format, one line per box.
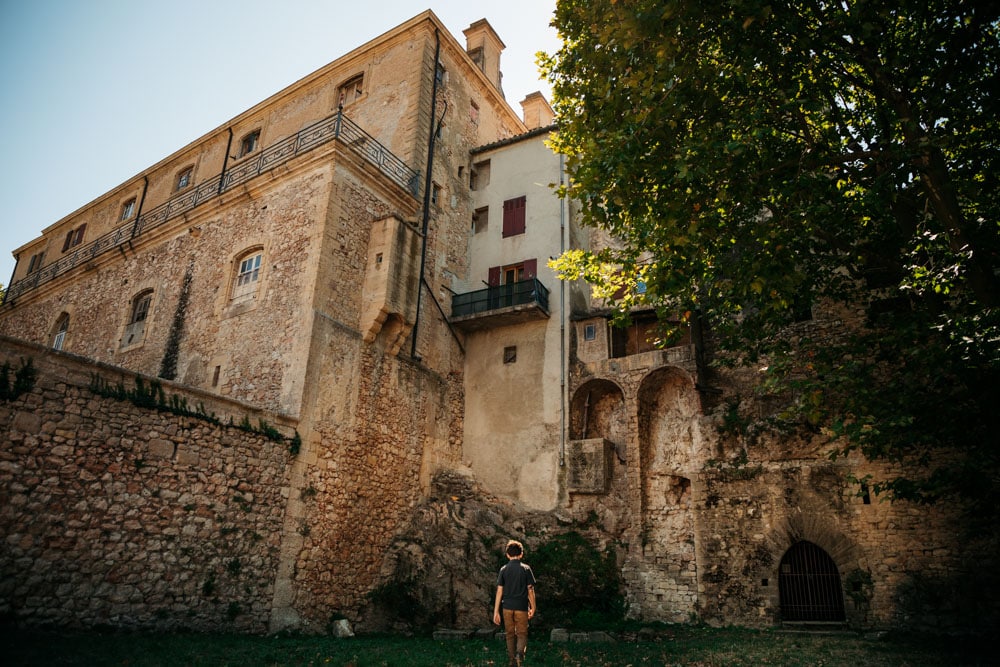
[487, 266, 501, 286]
[523, 258, 537, 279]
[502, 196, 526, 238]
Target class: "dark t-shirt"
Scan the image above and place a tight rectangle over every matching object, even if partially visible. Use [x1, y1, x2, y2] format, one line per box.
[497, 559, 536, 611]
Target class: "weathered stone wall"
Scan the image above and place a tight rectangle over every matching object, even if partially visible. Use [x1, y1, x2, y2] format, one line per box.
[287, 343, 461, 629]
[0, 337, 295, 631]
[560, 303, 998, 632]
[0, 160, 336, 419]
[690, 450, 979, 630]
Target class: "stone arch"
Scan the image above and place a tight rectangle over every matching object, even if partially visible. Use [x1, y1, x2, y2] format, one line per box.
[759, 516, 865, 625]
[778, 540, 846, 622]
[569, 378, 626, 453]
[568, 378, 629, 534]
[633, 365, 700, 612]
[637, 366, 700, 494]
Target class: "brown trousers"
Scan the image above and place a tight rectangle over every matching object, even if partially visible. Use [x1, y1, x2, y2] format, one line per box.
[502, 608, 529, 665]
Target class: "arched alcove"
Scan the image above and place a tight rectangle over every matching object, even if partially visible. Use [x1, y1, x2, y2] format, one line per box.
[637, 366, 700, 507]
[570, 378, 626, 448]
[778, 540, 846, 622]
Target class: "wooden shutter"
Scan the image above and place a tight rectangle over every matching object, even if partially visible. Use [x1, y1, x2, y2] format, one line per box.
[502, 196, 526, 237]
[487, 266, 501, 286]
[523, 258, 537, 279]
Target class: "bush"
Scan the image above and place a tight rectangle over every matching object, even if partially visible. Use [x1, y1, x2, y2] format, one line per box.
[529, 531, 624, 629]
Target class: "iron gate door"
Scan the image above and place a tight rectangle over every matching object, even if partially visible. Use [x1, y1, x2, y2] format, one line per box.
[779, 541, 846, 622]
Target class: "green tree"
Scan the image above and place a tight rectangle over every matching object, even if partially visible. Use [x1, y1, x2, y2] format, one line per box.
[542, 0, 999, 520]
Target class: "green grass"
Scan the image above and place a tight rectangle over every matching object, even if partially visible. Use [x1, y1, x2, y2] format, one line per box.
[4, 625, 989, 666]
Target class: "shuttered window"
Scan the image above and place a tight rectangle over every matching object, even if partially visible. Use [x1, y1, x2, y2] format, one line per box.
[502, 196, 526, 237]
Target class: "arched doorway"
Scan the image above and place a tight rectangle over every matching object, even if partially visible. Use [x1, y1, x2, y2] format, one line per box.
[779, 541, 846, 622]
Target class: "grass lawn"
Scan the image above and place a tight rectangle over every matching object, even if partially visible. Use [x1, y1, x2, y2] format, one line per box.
[4, 624, 989, 666]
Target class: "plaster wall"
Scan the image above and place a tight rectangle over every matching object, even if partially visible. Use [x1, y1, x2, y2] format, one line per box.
[461, 320, 561, 509]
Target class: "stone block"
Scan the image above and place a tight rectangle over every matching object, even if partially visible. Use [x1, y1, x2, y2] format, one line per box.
[566, 438, 614, 494]
[331, 618, 355, 637]
[550, 628, 569, 642]
[147, 439, 174, 459]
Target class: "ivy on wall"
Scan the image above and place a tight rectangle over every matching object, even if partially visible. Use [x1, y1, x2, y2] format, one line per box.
[0, 357, 37, 402]
[159, 263, 194, 381]
[89, 372, 299, 450]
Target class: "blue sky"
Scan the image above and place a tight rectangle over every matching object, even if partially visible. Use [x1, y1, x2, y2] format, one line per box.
[0, 0, 560, 286]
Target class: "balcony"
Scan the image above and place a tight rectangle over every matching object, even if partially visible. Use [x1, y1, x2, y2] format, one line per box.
[3, 110, 419, 304]
[450, 278, 550, 331]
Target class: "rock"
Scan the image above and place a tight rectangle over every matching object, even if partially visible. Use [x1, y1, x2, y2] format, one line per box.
[331, 618, 354, 637]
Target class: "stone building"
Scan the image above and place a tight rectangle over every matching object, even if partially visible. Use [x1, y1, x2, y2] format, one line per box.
[1, 10, 991, 634]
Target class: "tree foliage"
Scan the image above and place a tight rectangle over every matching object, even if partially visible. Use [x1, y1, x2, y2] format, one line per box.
[541, 0, 999, 519]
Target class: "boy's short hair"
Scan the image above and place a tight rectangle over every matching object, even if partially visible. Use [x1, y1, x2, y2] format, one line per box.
[506, 540, 523, 557]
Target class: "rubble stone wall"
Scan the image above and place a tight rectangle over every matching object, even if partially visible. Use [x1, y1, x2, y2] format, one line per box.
[0, 337, 295, 631]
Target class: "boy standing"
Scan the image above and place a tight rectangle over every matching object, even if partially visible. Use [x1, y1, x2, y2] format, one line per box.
[493, 540, 537, 667]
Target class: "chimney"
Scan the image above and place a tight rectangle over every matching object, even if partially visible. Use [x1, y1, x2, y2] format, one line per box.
[464, 19, 506, 94]
[520, 92, 555, 129]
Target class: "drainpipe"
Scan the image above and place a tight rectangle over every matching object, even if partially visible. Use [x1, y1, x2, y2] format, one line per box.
[130, 177, 150, 241]
[218, 128, 234, 195]
[410, 29, 442, 361]
[2, 256, 17, 305]
[559, 152, 568, 467]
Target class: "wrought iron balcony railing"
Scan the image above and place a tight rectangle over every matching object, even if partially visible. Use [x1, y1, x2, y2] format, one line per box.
[451, 278, 550, 319]
[4, 110, 419, 304]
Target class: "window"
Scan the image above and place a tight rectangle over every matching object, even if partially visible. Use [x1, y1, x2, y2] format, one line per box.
[487, 259, 537, 287]
[470, 159, 490, 190]
[122, 290, 153, 348]
[120, 198, 136, 221]
[232, 251, 263, 303]
[504, 264, 525, 285]
[338, 74, 364, 106]
[52, 313, 69, 351]
[175, 166, 193, 191]
[503, 346, 517, 364]
[487, 259, 537, 309]
[62, 224, 87, 252]
[26, 252, 44, 274]
[435, 62, 446, 86]
[431, 182, 442, 207]
[502, 196, 526, 237]
[239, 130, 260, 158]
[584, 323, 597, 341]
[472, 207, 488, 234]
[470, 100, 480, 124]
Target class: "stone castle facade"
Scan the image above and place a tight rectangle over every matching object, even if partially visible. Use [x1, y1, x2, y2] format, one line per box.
[1, 10, 992, 634]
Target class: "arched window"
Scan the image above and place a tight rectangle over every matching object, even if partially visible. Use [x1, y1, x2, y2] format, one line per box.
[337, 74, 364, 106]
[779, 541, 846, 622]
[122, 290, 153, 348]
[175, 166, 194, 191]
[239, 130, 260, 158]
[52, 313, 70, 350]
[231, 250, 263, 303]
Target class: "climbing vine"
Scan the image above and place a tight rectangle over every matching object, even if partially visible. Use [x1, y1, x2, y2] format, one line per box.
[0, 357, 37, 402]
[89, 372, 299, 447]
